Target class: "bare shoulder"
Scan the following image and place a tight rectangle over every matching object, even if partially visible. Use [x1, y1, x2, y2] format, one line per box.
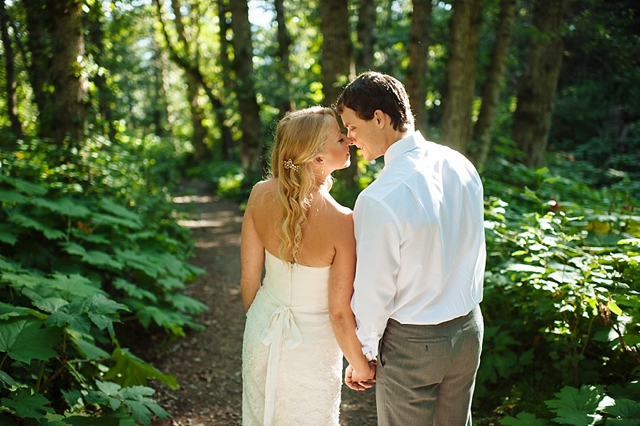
[247, 179, 277, 208]
[321, 193, 354, 233]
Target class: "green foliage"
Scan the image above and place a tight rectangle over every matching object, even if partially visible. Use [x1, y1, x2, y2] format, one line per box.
[0, 139, 205, 424]
[500, 384, 640, 425]
[478, 159, 640, 422]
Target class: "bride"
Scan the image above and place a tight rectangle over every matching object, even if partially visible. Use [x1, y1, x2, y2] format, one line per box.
[240, 106, 375, 425]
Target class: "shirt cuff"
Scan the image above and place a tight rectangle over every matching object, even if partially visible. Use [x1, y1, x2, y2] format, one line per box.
[360, 331, 380, 361]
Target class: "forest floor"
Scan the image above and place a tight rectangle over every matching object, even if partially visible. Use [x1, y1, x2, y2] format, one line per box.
[136, 181, 378, 426]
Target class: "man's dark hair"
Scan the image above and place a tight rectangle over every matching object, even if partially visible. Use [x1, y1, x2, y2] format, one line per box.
[335, 71, 414, 132]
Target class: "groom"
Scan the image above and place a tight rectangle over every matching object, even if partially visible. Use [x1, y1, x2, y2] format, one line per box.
[336, 71, 486, 425]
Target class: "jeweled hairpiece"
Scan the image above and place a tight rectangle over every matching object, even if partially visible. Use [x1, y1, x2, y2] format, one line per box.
[283, 159, 300, 172]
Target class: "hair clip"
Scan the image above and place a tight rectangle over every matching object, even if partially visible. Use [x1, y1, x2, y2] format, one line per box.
[283, 159, 300, 172]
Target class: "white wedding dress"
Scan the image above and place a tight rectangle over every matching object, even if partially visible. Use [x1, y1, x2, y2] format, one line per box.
[242, 250, 342, 426]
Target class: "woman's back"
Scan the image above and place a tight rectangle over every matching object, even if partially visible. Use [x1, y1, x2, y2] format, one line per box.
[249, 178, 353, 268]
[241, 179, 350, 425]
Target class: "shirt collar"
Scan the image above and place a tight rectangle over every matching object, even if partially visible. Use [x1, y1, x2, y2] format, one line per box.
[384, 131, 424, 165]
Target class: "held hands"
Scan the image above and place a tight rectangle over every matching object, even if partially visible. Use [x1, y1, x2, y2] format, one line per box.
[345, 361, 376, 391]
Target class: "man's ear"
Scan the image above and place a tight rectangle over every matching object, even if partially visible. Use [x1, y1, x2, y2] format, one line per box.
[373, 110, 386, 127]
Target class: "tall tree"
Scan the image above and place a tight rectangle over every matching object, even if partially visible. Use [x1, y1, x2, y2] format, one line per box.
[320, 0, 357, 192]
[511, 0, 570, 167]
[48, 0, 87, 145]
[23, 0, 53, 140]
[355, 0, 375, 73]
[274, 0, 293, 116]
[0, 0, 23, 141]
[216, 0, 235, 161]
[86, 0, 115, 140]
[441, 0, 483, 154]
[472, 0, 517, 167]
[406, 0, 433, 137]
[229, 0, 264, 181]
[320, 0, 353, 105]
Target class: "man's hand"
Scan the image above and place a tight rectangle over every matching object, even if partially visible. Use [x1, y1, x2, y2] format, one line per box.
[345, 362, 376, 391]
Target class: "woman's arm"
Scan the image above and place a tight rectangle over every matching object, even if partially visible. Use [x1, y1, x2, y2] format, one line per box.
[328, 213, 375, 383]
[240, 188, 265, 312]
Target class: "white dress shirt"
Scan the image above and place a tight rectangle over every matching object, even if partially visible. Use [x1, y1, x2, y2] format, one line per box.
[351, 132, 486, 359]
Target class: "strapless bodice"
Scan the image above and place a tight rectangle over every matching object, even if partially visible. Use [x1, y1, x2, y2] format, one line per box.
[262, 250, 331, 312]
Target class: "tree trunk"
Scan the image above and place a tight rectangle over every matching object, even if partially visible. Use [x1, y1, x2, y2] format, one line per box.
[320, 0, 353, 105]
[229, 0, 264, 181]
[48, 0, 87, 145]
[406, 0, 432, 137]
[511, 0, 569, 167]
[472, 0, 517, 167]
[440, 0, 483, 154]
[356, 0, 375, 73]
[23, 0, 53, 139]
[216, 0, 236, 161]
[274, 0, 293, 117]
[321, 0, 357, 192]
[150, 38, 169, 137]
[0, 0, 23, 141]
[86, 1, 116, 140]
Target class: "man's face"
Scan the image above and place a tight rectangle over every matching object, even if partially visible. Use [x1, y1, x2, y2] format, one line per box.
[340, 107, 381, 162]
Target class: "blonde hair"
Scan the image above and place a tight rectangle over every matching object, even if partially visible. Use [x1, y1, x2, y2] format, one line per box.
[270, 106, 335, 264]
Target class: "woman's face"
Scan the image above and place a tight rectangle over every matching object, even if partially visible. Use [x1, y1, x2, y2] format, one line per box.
[320, 117, 351, 172]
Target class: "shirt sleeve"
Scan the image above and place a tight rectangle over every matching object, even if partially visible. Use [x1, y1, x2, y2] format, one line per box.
[351, 194, 402, 360]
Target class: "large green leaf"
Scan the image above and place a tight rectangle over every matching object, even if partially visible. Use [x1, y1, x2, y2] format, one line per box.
[168, 293, 208, 314]
[0, 318, 59, 363]
[552, 410, 600, 425]
[119, 385, 169, 425]
[69, 228, 110, 244]
[0, 256, 20, 271]
[29, 197, 92, 218]
[0, 370, 16, 389]
[0, 176, 47, 196]
[47, 308, 92, 335]
[605, 399, 640, 420]
[33, 297, 69, 314]
[43, 413, 120, 426]
[104, 347, 178, 390]
[0, 303, 43, 320]
[92, 213, 142, 230]
[48, 274, 103, 298]
[500, 412, 549, 426]
[8, 213, 65, 240]
[0, 272, 42, 290]
[84, 294, 128, 336]
[98, 198, 142, 225]
[113, 279, 158, 303]
[136, 305, 187, 330]
[153, 252, 204, 279]
[114, 249, 163, 277]
[61, 243, 123, 270]
[0, 388, 54, 420]
[71, 336, 110, 360]
[545, 386, 614, 425]
[0, 235, 18, 256]
[0, 189, 27, 203]
[156, 276, 185, 290]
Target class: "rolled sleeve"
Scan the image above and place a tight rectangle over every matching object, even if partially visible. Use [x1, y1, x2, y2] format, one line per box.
[351, 195, 402, 359]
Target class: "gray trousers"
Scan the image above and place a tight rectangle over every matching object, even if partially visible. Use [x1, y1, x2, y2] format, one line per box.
[376, 305, 484, 426]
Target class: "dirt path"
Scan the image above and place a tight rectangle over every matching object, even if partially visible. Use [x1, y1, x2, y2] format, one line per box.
[145, 181, 377, 425]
